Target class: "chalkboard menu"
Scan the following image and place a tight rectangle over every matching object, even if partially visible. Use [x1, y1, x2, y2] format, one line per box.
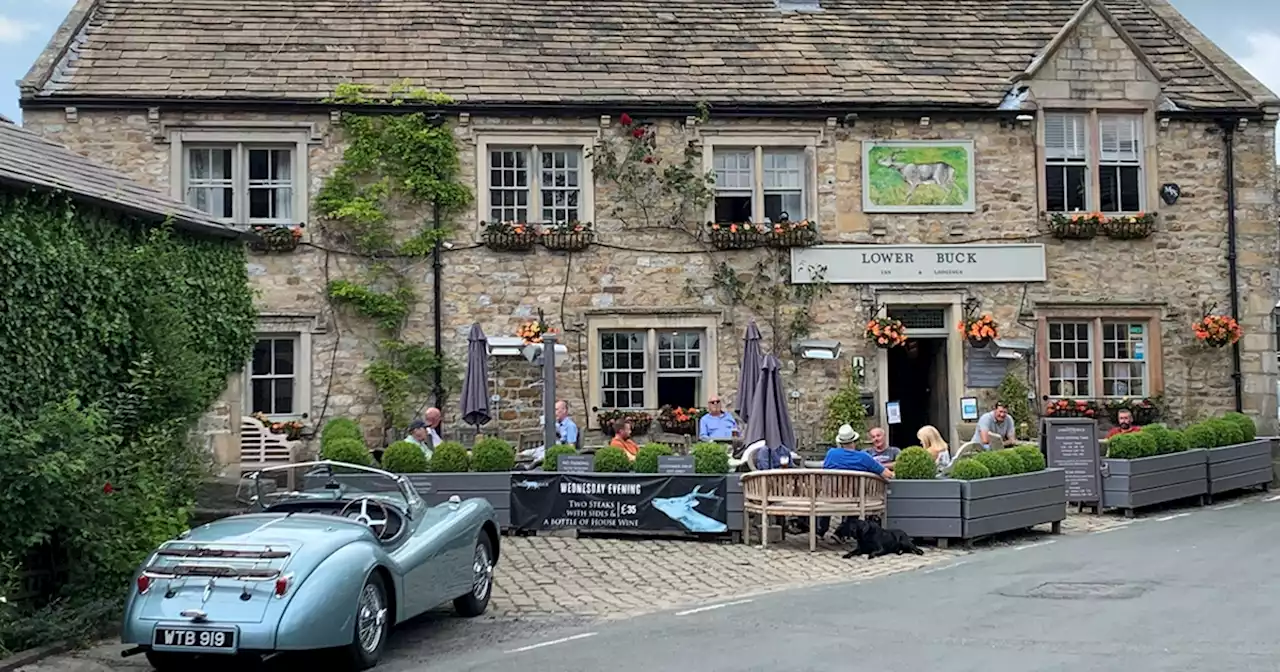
[658, 455, 696, 474]
[1042, 417, 1101, 505]
[558, 454, 595, 473]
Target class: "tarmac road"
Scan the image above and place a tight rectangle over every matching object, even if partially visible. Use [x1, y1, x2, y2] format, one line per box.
[410, 495, 1280, 672]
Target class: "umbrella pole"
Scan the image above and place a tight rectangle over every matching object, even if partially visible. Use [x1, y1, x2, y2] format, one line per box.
[543, 333, 558, 450]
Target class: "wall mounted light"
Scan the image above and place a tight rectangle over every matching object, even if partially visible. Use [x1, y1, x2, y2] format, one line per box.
[486, 336, 525, 357]
[1016, 114, 1034, 128]
[986, 337, 1034, 360]
[1159, 117, 1170, 130]
[796, 338, 842, 360]
[522, 342, 569, 366]
[919, 116, 931, 128]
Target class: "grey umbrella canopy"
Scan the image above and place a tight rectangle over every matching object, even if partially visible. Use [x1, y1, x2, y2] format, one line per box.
[735, 320, 764, 422]
[742, 354, 796, 464]
[460, 323, 492, 427]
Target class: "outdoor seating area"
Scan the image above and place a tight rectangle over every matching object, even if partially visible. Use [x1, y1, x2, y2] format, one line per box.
[741, 469, 887, 551]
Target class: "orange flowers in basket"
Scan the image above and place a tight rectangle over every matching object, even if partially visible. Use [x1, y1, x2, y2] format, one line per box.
[517, 308, 557, 344]
[958, 313, 999, 342]
[1193, 314, 1242, 348]
[864, 316, 908, 349]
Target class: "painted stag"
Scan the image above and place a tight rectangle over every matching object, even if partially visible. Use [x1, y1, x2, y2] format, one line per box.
[877, 152, 959, 204]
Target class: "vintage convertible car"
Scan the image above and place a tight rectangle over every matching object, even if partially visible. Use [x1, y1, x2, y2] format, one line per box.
[120, 460, 501, 670]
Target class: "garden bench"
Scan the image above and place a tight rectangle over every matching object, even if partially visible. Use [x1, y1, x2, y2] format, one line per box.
[239, 416, 303, 475]
[741, 468, 888, 552]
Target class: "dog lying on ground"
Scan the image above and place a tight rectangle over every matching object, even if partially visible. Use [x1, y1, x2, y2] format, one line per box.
[841, 518, 924, 559]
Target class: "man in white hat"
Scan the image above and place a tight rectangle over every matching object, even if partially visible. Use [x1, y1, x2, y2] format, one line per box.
[814, 424, 892, 541]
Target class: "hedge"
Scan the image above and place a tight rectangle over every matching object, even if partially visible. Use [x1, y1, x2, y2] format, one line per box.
[381, 440, 428, 473]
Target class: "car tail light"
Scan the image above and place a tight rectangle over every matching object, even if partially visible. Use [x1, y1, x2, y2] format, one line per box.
[137, 575, 151, 594]
[274, 576, 290, 597]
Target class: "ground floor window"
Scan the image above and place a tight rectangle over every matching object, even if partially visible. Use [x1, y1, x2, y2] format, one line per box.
[589, 316, 720, 425]
[1038, 310, 1160, 400]
[245, 327, 314, 420]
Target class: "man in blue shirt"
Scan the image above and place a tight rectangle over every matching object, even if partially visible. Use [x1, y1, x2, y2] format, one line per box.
[555, 400, 579, 447]
[698, 395, 738, 440]
[814, 424, 893, 540]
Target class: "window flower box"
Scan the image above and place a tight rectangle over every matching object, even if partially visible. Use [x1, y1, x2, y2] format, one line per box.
[707, 222, 764, 250]
[658, 405, 706, 435]
[1103, 212, 1157, 240]
[596, 410, 653, 437]
[1043, 398, 1100, 419]
[540, 221, 594, 252]
[481, 221, 540, 252]
[248, 224, 303, 253]
[1046, 212, 1101, 240]
[763, 220, 819, 248]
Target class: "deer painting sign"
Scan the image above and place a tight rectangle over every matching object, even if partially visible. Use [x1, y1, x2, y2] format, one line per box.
[863, 140, 976, 213]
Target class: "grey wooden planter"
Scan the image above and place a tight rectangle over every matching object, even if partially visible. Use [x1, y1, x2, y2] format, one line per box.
[405, 472, 512, 528]
[887, 469, 1066, 546]
[1101, 449, 1208, 516]
[1206, 440, 1273, 499]
[726, 476, 744, 538]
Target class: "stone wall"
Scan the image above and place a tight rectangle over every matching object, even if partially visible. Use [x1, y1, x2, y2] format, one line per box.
[22, 98, 1279, 449]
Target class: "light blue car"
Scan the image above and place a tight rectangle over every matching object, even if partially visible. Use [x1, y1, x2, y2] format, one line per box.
[120, 460, 501, 670]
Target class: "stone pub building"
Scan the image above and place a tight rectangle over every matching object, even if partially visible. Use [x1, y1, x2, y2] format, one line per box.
[18, 0, 1279, 461]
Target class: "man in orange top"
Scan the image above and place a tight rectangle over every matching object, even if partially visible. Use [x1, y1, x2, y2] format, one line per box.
[610, 419, 640, 461]
[1106, 409, 1142, 438]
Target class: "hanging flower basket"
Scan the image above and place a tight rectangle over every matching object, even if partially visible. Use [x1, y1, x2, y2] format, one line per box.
[1193, 314, 1242, 348]
[707, 222, 764, 250]
[1046, 213, 1102, 240]
[764, 220, 819, 248]
[540, 222, 595, 252]
[958, 313, 999, 348]
[1043, 398, 1100, 419]
[658, 405, 706, 435]
[864, 316, 908, 349]
[516, 308, 557, 345]
[1103, 398, 1160, 425]
[1104, 212, 1157, 240]
[249, 225, 303, 253]
[481, 221, 540, 252]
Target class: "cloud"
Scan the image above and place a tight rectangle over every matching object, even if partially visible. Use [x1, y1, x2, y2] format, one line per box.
[1237, 31, 1280, 100]
[0, 15, 40, 44]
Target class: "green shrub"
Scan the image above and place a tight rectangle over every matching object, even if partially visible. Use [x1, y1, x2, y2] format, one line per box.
[949, 458, 992, 480]
[822, 363, 868, 447]
[1106, 433, 1143, 460]
[1141, 424, 1172, 454]
[321, 417, 362, 447]
[1183, 422, 1217, 450]
[593, 446, 633, 473]
[322, 437, 373, 466]
[971, 450, 1014, 477]
[1012, 444, 1046, 472]
[1134, 431, 1158, 457]
[543, 444, 578, 471]
[1222, 412, 1257, 442]
[893, 446, 937, 480]
[1205, 418, 1244, 447]
[692, 441, 731, 474]
[1002, 448, 1034, 474]
[635, 443, 675, 474]
[380, 440, 428, 473]
[1164, 429, 1190, 453]
[428, 441, 470, 472]
[471, 437, 516, 472]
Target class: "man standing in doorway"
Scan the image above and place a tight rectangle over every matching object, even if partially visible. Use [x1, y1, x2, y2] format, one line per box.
[972, 401, 1016, 449]
[864, 427, 901, 467]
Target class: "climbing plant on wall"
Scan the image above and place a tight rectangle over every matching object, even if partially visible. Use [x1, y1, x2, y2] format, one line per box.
[317, 81, 468, 433]
[683, 252, 831, 353]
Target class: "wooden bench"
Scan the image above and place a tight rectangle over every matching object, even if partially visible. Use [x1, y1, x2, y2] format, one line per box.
[239, 416, 303, 475]
[741, 469, 888, 552]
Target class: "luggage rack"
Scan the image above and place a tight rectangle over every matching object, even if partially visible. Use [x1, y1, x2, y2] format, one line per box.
[143, 541, 292, 582]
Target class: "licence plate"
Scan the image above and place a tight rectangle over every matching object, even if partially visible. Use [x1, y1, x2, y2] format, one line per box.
[152, 626, 238, 652]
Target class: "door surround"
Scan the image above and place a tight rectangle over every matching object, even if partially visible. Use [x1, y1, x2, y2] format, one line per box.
[874, 291, 966, 449]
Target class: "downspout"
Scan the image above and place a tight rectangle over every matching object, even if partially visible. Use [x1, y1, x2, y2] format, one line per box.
[432, 201, 445, 407]
[1218, 120, 1244, 412]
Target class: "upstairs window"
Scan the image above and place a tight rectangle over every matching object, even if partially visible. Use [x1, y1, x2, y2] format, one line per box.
[486, 146, 583, 223]
[712, 147, 808, 223]
[1044, 113, 1089, 213]
[1098, 115, 1144, 214]
[184, 145, 295, 225]
[1042, 112, 1145, 214]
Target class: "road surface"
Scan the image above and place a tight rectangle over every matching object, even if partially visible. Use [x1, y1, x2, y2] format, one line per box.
[409, 496, 1280, 672]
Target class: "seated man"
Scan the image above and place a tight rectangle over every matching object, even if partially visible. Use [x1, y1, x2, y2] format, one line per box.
[610, 419, 640, 461]
[519, 400, 579, 465]
[405, 419, 434, 461]
[811, 424, 893, 540]
[699, 395, 739, 440]
[972, 401, 1016, 449]
[863, 426, 901, 467]
[1106, 409, 1142, 438]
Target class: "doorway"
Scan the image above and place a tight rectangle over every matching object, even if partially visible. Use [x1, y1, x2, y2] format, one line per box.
[886, 338, 951, 449]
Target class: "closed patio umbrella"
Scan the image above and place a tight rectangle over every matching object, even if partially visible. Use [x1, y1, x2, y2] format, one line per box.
[460, 323, 492, 428]
[742, 354, 796, 469]
[735, 320, 763, 422]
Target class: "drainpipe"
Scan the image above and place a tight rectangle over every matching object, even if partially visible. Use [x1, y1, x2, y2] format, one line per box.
[432, 201, 445, 408]
[1218, 120, 1244, 413]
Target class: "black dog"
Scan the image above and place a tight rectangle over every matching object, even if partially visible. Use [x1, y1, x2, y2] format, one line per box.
[841, 518, 924, 559]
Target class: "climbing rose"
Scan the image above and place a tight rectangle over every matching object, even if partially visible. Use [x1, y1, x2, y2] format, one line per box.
[619, 113, 633, 126]
[632, 127, 645, 139]
[103, 482, 115, 494]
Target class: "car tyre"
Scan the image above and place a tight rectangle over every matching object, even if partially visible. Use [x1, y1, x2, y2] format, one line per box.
[342, 571, 390, 670]
[453, 533, 494, 617]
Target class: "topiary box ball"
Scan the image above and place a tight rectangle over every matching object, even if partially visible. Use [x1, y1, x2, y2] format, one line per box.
[893, 446, 937, 480]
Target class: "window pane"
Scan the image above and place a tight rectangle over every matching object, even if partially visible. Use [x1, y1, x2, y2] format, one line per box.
[764, 192, 804, 222]
[715, 196, 752, 223]
[247, 149, 294, 222]
[272, 379, 294, 415]
[1119, 166, 1141, 212]
[1099, 165, 1119, 213]
[252, 339, 271, 376]
[488, 149, 529, 222]
[599, 330, 646, 409]
[762, 151, 802, 189]
[273, 338, 294, 375]
[657, 330, 703, 373]
[1047, 321, 1092, 397]
[251, 379, 273, 414]
[713, 150, 754, 190]
[1102, 322, 1146, 397]
[185, 147, 234, 219]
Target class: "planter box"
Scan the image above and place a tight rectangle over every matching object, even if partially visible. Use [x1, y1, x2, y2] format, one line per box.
[1206, 440, 1273, 497]
[887, 469, 1066, 545]
[1101, 449, 1208, 514]
[307, 471, 513, 529]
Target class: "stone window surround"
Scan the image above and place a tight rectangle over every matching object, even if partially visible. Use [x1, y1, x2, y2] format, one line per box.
[164, 123, 313, 228]
[584, 311, 721, 429]
[473, 129, 598, 225]
[1036, 106, 1158, 216]
[1034, 305, 1164, 400]
[700, 131, 821, 225]
[244, 313, 323, 421]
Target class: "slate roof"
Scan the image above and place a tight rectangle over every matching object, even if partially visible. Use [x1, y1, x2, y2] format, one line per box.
[0, 122, 246, 239]
[18, 0, 1277, 111]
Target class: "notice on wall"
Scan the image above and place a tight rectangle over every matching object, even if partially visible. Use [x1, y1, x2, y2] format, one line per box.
[510, 474, 730, 534]
[1042, 418, 1102, 505]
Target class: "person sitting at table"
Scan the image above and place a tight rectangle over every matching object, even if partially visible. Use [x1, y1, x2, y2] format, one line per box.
[519, 400, 579, 466]
[699, 394, 739, 440]
[916, 424, 952, 473]
[972, 401, 1017, 449]
[863, 426, 901, 467]
[1106, 409, 1142, 438]
[610, 418, 640, 461]
[809, 424, 892, 540]
[405, 418, 435, 461]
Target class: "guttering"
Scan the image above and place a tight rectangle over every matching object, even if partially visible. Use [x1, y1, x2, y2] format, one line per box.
[431, 202, 445, 408]
[1216, 119, 1245, 413]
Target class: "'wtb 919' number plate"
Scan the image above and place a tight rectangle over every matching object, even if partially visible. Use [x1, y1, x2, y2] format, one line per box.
[152, 626, 237, 651]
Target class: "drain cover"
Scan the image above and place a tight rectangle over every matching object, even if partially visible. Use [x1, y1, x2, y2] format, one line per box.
[1001, 581, 1150, 600]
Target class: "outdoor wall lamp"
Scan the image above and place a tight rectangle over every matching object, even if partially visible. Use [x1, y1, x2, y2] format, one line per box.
[486, 336, 525, 357]
[796, 338, 842, 360]
[919, 116, 931, 127]
[522, 342, 568, 366]
[1016, 114, 1034, 128]
[986, 337, 1034, 360]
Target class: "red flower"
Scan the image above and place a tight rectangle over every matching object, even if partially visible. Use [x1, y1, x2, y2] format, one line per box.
[620, 113, 633, 126]
[103, 482, 114, 494]
[643, 155, 655, 164]
[632, 127, 645, 139]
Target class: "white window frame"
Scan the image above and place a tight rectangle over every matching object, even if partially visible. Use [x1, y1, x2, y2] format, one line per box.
[1100, 321, 1149, 398]
[587, 314, 720, 428]
[474, 132, 596, 225]
[167, 127, 310, 227]
[701, 133, 820, 224]
[242, 315, 318, 421]
[1097, 114, 1145, 214]
[1043, 112, 1090, 213]
[1046, 320, 1093, 398]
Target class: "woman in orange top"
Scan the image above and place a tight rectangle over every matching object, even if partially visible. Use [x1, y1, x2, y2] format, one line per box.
[609, 419, 640, 461]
